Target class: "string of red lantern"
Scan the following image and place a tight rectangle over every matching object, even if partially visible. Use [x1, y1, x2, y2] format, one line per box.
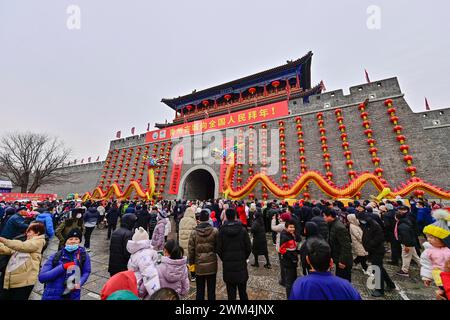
[236, 128, 245, 188]
[260, 123, 268, 200]
[358, 102, 384, 177]
[248, 125, 256, 199]
[278, 120, 289, 191]
[316, 113, 333, 181]
[384, 99, 416, 177]
[295, 116, 310, 200]
[334, 109, 357, 180]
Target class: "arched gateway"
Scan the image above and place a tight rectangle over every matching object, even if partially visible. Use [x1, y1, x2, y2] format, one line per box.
[178, 165, 219, 200]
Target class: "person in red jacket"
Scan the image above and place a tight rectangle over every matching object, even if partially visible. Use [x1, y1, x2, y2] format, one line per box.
[236, 202, 247, 228]
[100, 270, 139, 300]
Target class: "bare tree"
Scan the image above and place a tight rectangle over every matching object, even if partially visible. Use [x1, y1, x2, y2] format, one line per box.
[0, 132, 72, 193]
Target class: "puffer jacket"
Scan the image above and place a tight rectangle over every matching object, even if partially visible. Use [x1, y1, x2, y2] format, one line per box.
[396, 216, 417, 247]
[347, 214, 368, 257]
[156, 256, 189, 297]
[179, 207, 197, 253]
[84, 207, 100, 227]
[360, 217, 385, 259]
[127, 239, 160, 299]
[311, 215, 329, 240]
[251, 213, 268, 255]
[35, 212, 55, 239]
[151, 218, 167, 251]
[0, 213, 28, 239]
[188, 222, 218, 276]
[39, 247, 91, 300]
[108, 214, 136, 276]
[0, 235, 46, 289]
[216, 220, 251, 284]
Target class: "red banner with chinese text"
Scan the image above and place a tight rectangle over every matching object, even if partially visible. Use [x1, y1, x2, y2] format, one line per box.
[0, 193, 58, 202]
[146, 101, 289, 143]
[219, 137, 234, 192]
[168, 145, 184, 195]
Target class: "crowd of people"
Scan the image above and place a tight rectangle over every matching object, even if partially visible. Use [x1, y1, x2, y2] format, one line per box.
[0, 196, 449, 301]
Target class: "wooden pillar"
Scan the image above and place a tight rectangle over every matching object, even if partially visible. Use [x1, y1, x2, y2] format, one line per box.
[263, 84, 267, 96]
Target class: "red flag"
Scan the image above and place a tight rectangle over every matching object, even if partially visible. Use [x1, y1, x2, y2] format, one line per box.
[96, 156, 100, 162]
[365, 69, 371, 83]
[88, 157, 91, 163]
[116, 131, 121, 139]
[147, 123, 150, 131]
[425, 97, 430, 111]
[131, 127, 135, 135]
[320, 80, 326, 92]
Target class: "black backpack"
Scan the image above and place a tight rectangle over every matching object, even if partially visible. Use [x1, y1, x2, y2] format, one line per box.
[51, 248, 87, 269]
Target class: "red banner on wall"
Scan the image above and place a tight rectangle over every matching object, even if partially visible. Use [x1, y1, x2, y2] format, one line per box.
[146, 100, 289, 143]
[219, 137, 234, 192]
[0, 193, 58, 202]
[168, 145, 184, 195]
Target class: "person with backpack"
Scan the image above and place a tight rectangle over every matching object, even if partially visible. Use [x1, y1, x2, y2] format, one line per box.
[108, 213, 137, 277]
[0, 222, 47, 300]
[55, 208, 85, 250]
[39, 228, 91, 300]
[35, 206, 55, 239]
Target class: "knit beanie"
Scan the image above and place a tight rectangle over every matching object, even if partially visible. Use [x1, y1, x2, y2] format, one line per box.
[423, 209, 450, 248]
[199, 209, 210, 222]
[280, 213, 292, 222]
[65, 228, 83, 243]
[132, 227, 149, 242]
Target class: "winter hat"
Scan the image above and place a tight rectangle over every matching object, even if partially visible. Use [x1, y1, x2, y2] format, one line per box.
[280, 213, 292, 222]
[132, 227, 149, 242]
[158, 211, 167, 220]
[423, 209, 450, 248]
[100, 270, 139, 300]
[199, 209, 210, 222]
[65, 228, 83, 243]
[385, 203, 394, 211]
[107, 290, 140, 300]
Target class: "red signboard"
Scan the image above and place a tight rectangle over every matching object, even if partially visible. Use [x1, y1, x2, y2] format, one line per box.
[168, 145, 184, 195]
[0, 193, 58, 202]
[146, 101, 289, 143]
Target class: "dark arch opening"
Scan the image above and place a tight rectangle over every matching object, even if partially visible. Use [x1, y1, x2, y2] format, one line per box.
[182, 169, 215, 200]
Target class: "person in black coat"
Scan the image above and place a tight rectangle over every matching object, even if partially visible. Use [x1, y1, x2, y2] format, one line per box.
[311, 207, 329, 240]
[250, 209, 271, 269]
[108, 213, 137, 277]
[135, 204, 150, 231]
[382, 203, 401, 265]
[395, 208, 421, 276]
[299, 205, 313, 236]
[216, 209, 251, 300]
[360, 216, 396, 297]
[300, 221, 323, 275]
[106, 203, 120, 240]
[148, 206, 158, 239]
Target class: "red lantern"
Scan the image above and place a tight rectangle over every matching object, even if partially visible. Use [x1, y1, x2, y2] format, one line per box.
[297, 139, 304, 144]
[319, 128, 327, 135]
[334, 109, 342, 115]
[261, 123, 267, 129]
[295, 116, 302, 123]
[336, 116, 344, 123]
[348, 171, 356, 177]
[326, 172, 333, 179]
[282, 174, 288, 180]
[322, 153, 330, 160]
[342, 142, 350, 149]
[374, 168, 384, 175]
[400, 145, 409, 153]
[278, 120, 284, 126]
[338, 124, 346, 131]
[362, 120, 371, 128]
[202, 100, 209, 107]
[358, 103, 366, 111]
[346, 160, 354, 167]
[340, 133, 348, 140]
[320, 136, 327, 143]
[224, 94, 232, 101]
[271, 80, 280, 88]
[364, 129, 373, 136]
[403, 155, 413, 164]
[299, 156, 306, 162]
[390, 116, 399, 124]
[396, 135, 406, 143]
[248, 87, 257, 95]
[387, 107, 396, 114]
[393, 125, 403, 133]
[384, 99, 393, 106]
[367, 138, 376, 146]
[324, 162, 332, 169]
[371, 157, 381, 165]
[279, 133, 285, 139]
[321, 145, 328, 151]
[406, 166, 417, 174]
[185, 104, 193, 111]
[369, 147, 378, 154]
[303, 192, 310, 199]
[316, 112, 323, 119]
[300, 164, 308, 170]
[299, 147, 305, 153]
[360, 112, 369, 119]
[413, 190, 425, 197]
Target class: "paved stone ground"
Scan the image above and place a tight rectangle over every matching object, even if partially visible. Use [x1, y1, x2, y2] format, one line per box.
[30, 218, 436, 300]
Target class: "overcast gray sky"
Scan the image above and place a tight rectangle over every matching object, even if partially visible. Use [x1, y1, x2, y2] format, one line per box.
[1, 0, 449, 162]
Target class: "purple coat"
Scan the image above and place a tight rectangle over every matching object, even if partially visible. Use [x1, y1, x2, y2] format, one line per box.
[156, 256, 189, 297]
[151, 219, 167, 251]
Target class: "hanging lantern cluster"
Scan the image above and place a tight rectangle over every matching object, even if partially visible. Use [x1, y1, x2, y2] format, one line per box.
[358, 102, 383, 177]
[335, 109, 356, 180]
[317, 113, 333, 181]
[384, 99, 416, 177]
[279, 120, 288, 190]
[248, 126, 255, 177]
[260, 123, 268, 199]
[295, 116, 309, 199]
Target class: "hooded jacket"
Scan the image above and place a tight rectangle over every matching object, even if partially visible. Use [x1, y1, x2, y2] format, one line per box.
[151, 216, 167, 251]
[108, 214, 137, 276]
[360, 216, 385, 259]
[0, 213, 28, 239]
[156, 256, 189, 297]
[100, 270, 138, 300]
[126, 239, 160, 299]
[216, 220, 251, 284]
[35, 212, 55, 239]
[396, 216, 417, 247]
[250, 211, 268, 255]
[188, 222, 218, 276]
[0, 235, 46, 289]
[179, 207, 197, 253]
[347, 214, 368, 257]
[84, 207, 100, 227]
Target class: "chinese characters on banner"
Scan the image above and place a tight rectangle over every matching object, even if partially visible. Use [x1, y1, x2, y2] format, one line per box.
[146, 101, 289, 143]
[168, 145, 184, 195]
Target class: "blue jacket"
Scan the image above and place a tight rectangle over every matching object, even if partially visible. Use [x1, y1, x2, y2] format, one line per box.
[84, 207, 100, 226]
[289, 271, 362, 300]
[0, 213, 28, 239]
[35, 212, 55, 239]
[417, 207, 434, 229]
[39, 247, 91, 300]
